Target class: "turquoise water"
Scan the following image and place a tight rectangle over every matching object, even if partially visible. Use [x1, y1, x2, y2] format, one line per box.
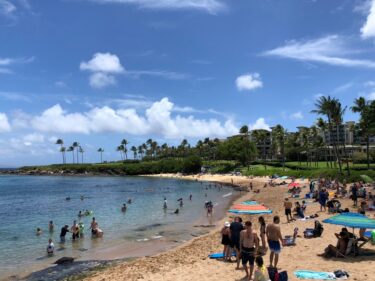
[0, 175, 233, 278]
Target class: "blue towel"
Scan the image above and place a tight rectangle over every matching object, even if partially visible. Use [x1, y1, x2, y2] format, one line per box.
[294, 270, 336, 280]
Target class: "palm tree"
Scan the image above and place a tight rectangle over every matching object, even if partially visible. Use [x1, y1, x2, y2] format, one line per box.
[121, 139, 128, 159]
[55, 139, 65, 164]
[60, 146, 66, 164]
[138, 145, 144, 159]
[316, 118, 332, 168]
[239, 125, 251, 168]
[351, 97, 373, 170]
[131, 146, 137, 159]
[272, 125, 286, 169]
[252, 129, 269, 169]
[67, 146, 74, 164]
[72, 142, 79, 164]
[97, 148, 104, 163]
[311, 95, 343, 173]
[117, 145, 125, 160]
[79, 146, 84, 164]
[331, 100, 350, 176]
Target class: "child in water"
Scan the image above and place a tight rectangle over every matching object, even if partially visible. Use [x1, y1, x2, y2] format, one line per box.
[46, 239, 54, 255]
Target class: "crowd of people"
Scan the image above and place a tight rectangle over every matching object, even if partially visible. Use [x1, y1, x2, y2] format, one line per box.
[221, 215, 284, 280]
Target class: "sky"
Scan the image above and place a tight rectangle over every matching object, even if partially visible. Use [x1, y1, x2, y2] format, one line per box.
[1, 0, 375, 166]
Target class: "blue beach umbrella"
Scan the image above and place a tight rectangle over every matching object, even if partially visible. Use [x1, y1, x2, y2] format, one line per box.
[323, 213, 375, 229]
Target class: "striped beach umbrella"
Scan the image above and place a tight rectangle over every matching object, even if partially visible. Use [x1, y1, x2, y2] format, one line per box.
[228, 201, 272, 215]
[323, 213, 375, 229]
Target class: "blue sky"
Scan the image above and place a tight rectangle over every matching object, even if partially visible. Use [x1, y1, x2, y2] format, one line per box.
[1, 0, 375, 166]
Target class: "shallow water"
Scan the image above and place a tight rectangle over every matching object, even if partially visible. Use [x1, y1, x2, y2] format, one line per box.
[0, 175, 234, 279]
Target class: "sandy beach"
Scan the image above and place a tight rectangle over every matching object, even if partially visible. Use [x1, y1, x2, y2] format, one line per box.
[82, 174, 375, 281]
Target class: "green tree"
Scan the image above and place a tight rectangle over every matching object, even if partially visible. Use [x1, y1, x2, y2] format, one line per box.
[252, 129, 269, 169]
[97, 148, 104, 163]
[311, 95, 343, 173]
[55, 138, 65, 164]
[351, 97, 375, 169]
[79, 146, 84, 164]
[72, 142, 79, 165]
[272, 124, 286, 169]
[131, 146, 137, 159]
[67, 146, 74, 164]
[121, 139, 128, 159]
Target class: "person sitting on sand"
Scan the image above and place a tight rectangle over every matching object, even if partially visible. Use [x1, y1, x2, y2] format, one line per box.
[266, 216, 284, 268]
[294, 202, 304, 219]
[323, 228, 350, 257]
[46, 239, 54, 255]
[36, 227, 42, 236]
[240, 221, 259, 280]
[254, 256, 268, 281]
[283, 198, 293, 223]
[221, 222, 231, 261]
[121, 203, 127, 212]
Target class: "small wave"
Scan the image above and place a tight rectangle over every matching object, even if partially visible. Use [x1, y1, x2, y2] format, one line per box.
[151, 235, 163, 239]
[136, 238, 149, 242]
[222, 192, 232, 198]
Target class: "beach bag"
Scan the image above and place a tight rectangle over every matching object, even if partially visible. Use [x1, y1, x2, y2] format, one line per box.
[334, 270, 349, 278]
[313, 221, 324, 237]
[268, 267, 279, 281]
[279, 271, 288, 281]
[304, 228, 314, 238]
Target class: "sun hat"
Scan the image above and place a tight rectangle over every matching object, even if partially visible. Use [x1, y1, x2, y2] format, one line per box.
[224, 221, 230, 227]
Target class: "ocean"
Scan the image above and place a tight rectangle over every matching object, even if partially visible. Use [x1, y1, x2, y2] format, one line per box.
[0, 175, 234, 279]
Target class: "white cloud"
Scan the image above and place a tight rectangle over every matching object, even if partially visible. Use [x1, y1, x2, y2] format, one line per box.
[89, 0, 225, 14]
[80, 53, 124, 73]
[290, 111, 304, 120]
[0, 113, 11, 132]
[27, 98, 238, 139]
[89, 72, 117, 88]
[263, 35, 375, 68]
[236, 73, 263, 91]
[333, 82, 353, 93]
[0, 0, 16, 16]
[361, 0, 375, 39]
[127, 70, 189, 80]
[80, 52, 124, 88]
[249, 118, 270, 131]
[367, 92, 375, 100]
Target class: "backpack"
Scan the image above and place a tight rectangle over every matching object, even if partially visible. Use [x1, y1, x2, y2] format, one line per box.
[313, 221, 324, 237]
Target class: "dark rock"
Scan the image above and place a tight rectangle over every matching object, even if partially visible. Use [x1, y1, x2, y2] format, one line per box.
[54, 257, 75, 265]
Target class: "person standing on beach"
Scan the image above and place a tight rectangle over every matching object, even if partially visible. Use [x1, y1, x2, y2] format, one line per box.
[266, 216, 284, 268]
[230, 217, 244, 269]
[46, 239, 54, 255]
[240, 221, 259, 280]
[283, 198, 293, 222]
[258, 216, 267, 252]
[49, 221, 54, 232]
[319, 188, 328, 212]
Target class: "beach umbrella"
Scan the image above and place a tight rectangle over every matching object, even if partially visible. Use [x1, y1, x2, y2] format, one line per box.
[228, 200, 272, 215]
[360, 175, 374, 184]
[323, 213, 375, 229]
[288, 182, 300, 188]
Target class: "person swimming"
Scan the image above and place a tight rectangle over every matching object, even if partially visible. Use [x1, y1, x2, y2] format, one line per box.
[49, 221, 54, 232]
[66, 197, 71, 201]
[163, 198, 167, 209]
[78, 210, 83, 217]
[121, 203, 127, 212]
[174, 208, 179, 214]
[36, 227, 42, 236]
[127, 198, 132, 204]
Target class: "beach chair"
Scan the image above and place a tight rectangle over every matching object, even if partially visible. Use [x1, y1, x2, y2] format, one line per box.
[336, 238, 358, 258]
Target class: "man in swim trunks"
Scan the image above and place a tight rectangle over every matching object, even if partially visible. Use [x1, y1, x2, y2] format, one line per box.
[240, 221, 259, 280]
[283, 198, 293, 222]
[266, 216, 284, 268]
[230, 216, 244, 269]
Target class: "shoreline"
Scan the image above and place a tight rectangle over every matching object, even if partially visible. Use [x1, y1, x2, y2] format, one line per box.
[5, 174, 244, 281]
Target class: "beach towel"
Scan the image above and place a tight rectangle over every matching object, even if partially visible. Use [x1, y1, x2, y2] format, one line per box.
[208, 252, 236, 259]
[294, 270, 336, 280]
